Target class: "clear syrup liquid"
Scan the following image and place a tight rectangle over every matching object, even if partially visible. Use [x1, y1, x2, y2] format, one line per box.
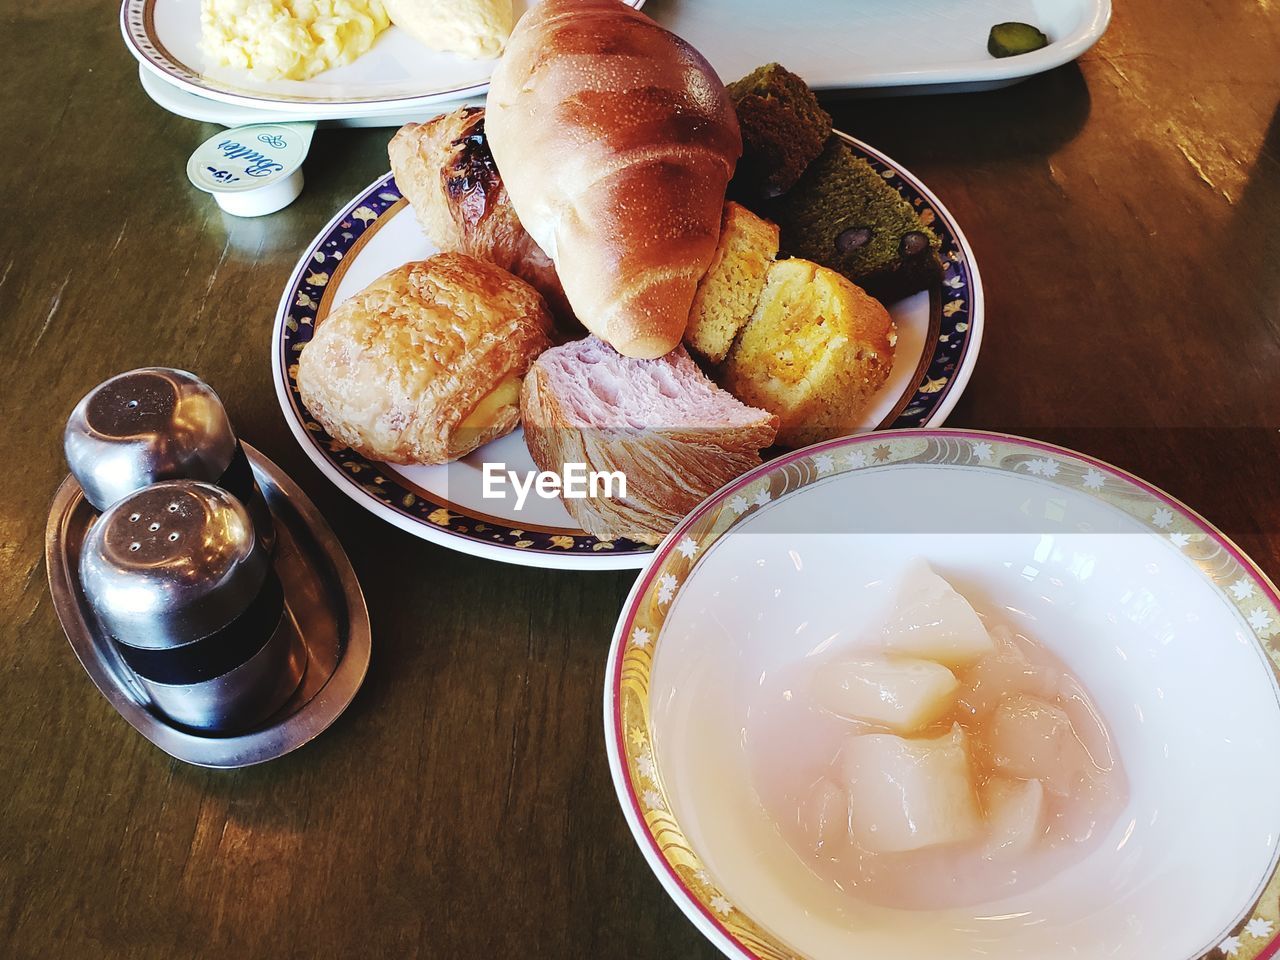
[744, 619, 1129, 910]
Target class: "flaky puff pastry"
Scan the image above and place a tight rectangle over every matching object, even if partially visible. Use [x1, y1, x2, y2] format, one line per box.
[297, 252, 554, 465]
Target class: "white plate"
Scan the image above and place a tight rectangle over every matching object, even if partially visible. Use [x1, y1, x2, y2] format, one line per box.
[606, 429, 1280, 960]
[136, 64, 478, 128]
[272, 133, 983, 569]
[649, 0, 1111, 96]
[120, 0, 644, 118]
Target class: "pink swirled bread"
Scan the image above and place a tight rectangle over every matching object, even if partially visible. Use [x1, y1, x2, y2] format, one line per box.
[520, 336, 777, 544]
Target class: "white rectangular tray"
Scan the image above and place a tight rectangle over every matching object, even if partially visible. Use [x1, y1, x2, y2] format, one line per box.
[650, 0, 1111, 96]
[136, 0, 1109, 126]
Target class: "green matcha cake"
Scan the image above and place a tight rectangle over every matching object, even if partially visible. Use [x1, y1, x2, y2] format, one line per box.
[727, 63, 832, 199]
[763, 138, 944, 304]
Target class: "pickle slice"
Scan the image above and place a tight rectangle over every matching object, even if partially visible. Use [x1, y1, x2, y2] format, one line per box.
[988, 22, 1050, 58]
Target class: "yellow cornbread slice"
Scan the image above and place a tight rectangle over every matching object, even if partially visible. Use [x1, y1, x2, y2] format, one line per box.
[722, 258, 896, 448]
[684, 202, 780, 364]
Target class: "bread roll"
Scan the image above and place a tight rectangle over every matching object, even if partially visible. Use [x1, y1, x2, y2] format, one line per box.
[521, 336, 777, 544]
[297, 253, 554, 465]
[486, 0, 741, 359]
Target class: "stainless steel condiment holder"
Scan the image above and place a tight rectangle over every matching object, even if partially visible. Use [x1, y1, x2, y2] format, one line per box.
[46, 443, 370, 768]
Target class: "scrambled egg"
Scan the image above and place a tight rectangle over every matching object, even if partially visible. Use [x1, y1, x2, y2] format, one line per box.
[201, 0, 391, 81]
[382, 0, 512, 60]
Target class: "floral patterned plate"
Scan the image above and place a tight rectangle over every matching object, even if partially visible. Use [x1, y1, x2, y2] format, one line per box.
[271, 134, 983, 569]
[606, 429, 1280, 960]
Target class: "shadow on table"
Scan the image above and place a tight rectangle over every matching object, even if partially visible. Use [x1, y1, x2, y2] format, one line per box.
[1218, 99, 1280, 336]
[824, 62, 1093, 163]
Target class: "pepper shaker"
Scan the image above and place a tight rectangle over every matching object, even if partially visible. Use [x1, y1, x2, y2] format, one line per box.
[63, 367, 274, 548]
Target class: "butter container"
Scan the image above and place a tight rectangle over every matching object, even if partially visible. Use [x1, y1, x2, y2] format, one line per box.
[186, 122, 314, 217]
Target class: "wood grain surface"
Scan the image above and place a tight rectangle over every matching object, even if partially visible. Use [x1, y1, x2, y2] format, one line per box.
[1, 1, 1278, 957]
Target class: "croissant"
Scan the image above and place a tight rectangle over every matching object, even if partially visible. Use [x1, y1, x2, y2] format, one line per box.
[485, 0, 741, 359]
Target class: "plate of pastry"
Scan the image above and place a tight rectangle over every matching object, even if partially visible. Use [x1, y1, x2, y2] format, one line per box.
[271, 0, 983, 569]
[120, 0, 645, 116]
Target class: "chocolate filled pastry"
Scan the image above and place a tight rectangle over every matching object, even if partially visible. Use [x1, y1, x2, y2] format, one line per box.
[296, 253, 555, 465]
[388, 108, 573, 325]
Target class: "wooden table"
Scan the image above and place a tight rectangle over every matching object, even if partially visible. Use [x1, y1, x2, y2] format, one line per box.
[2, 2, 1278, 956]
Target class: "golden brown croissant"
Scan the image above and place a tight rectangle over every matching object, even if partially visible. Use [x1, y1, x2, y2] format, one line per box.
[388, 108, 573, 324]
[297, 253, 554, 466]
[485, 0, 742, 359]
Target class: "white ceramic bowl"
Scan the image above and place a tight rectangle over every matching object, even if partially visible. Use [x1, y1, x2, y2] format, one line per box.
[605, 430, 1280, 960]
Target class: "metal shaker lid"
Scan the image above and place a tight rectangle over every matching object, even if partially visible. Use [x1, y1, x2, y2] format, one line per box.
[64, 368, 238, 511]
[79, 481, 269, 650]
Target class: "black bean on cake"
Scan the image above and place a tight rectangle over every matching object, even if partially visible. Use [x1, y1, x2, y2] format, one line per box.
[727, 63, 832, 199]
[763, 138, 944, 304]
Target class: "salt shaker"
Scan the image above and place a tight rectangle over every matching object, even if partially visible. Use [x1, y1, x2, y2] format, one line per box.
[78, 481, 302, 731]
[63, 368, 273, 547]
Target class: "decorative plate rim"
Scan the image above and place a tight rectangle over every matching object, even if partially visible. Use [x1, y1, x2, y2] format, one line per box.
[119, 0, 645, 113]
[604, 427, 1280, 960]
[270, 136, 983, 570]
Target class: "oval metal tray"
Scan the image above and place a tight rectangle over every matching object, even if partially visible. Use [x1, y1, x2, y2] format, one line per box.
[45, 443, 370, 768]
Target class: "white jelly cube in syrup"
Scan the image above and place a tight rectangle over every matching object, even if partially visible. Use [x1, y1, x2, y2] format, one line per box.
[880, 558, 995, 667]
[800, 777, 848, 853]
[814, 657, 959, 733]
[984, 695, 1092, 797]
[957, 628, 1060, 718]
[981, 777, 1046, 859]
[842, 724, 982, 854]
[1055, 672, 1117, 774]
